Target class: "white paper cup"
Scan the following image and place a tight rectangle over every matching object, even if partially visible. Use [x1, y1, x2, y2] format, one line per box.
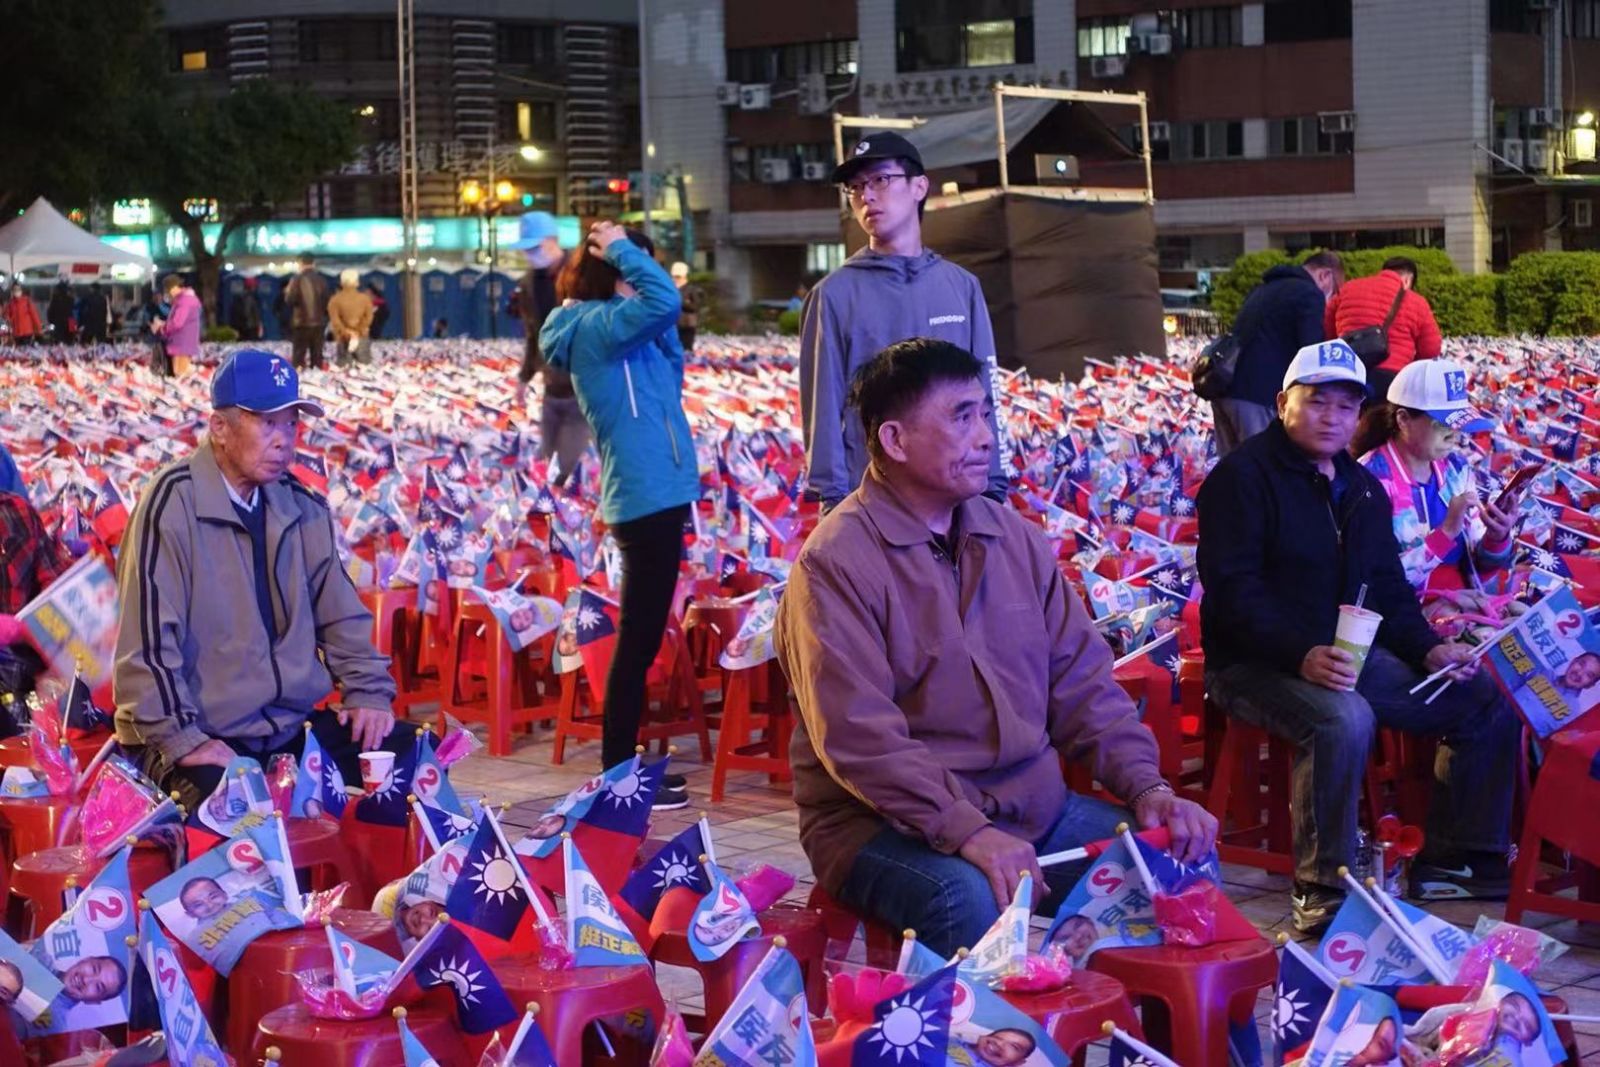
[1333, 605, 1383, 683]
[359, 750, 395, 793]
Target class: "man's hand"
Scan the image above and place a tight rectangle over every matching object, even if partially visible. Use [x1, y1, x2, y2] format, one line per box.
[1301, 645, 1359, 691]
[958, 826, 1043, 910]
[176, 739, 235, 768]
[1423, 642, 1479, 683]
[1134, 789, 1218, 865]
[339, 706, 396, 751]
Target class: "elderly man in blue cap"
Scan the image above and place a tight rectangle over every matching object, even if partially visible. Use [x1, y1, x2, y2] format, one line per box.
[508, 212, 588, 485]
[113, 349, 409, 808]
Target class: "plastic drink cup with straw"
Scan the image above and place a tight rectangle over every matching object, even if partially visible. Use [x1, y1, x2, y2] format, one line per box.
[1333, 583, 1382, 688]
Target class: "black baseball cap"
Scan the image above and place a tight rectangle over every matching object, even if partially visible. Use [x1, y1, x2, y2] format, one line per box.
[831, 131, 925, 184]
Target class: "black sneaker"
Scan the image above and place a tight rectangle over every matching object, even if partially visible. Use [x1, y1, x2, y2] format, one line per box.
[662, 772, 687, 790]
[1291, 880, 1346, 935]
[1409, 852, 1511, 901]
[652, 784, 690, 811]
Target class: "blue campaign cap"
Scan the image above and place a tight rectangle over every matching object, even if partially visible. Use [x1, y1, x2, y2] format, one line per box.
[507, 211, 561, 250]
[210, 349, 326, 417]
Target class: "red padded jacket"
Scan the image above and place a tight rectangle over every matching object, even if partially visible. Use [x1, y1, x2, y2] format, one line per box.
[1323, 270, 1442, 373]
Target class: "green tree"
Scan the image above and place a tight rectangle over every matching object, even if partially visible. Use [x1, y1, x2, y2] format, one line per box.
[118, 81, 359, 321]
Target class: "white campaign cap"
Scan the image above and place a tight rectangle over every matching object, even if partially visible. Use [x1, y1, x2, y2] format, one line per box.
[1386, 358, 1493, 433]
[1282, 340, 1370, 394]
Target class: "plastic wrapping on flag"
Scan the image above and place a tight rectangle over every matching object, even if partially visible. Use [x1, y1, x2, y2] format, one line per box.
[689, 860, 761, 963]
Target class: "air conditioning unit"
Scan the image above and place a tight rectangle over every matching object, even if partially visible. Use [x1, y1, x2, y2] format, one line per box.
[1148, 120, 1171, 142]
[1144, 33, 1173, 56]
[1527, 138, 1551, 170]
[739, 83, 772, 110]
[1130, 13, 1162, 34]
[1091, 56, 1127, 79]
[714, 82, 740, 106]
[800, 161, 829, 181]
[797, 72, 828, 115]
[758, 158, 792, 183]
[1319, 111, 1356, 135]
[1500, 138, 1526, 169]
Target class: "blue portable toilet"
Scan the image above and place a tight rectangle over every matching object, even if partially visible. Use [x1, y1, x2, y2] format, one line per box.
[254, 274, 289, 341]
[450, 269, 481, 337]
[420, 269, 455, 337]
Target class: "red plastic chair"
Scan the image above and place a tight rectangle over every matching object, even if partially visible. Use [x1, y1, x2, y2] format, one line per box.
[1203, 719, 1296, 875]
[7, 842, 173, 939]
[0, 733, 109, 772]
[285, 816, 370, 907]
[710, 660, 793, 802]
[338, 816, 412, 910]
[1089, 938, 1278, 1066]
[253, 1004, 470, 1067]
[1001, 969, 1142, 1063]
[805, 884, 904, 970]
[440, 600, 560, 757]
[649, 905, 828, 1034]
[468, 956, 666, 1065]
[1506, 727, 1600, 926]
[219, 906, 400, 1055]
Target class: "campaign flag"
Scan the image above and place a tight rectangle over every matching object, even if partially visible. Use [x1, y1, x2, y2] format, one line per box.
[718, 586, 781, 670]
[949, 975, 1072, 1065]
[689, 858, 761, 963]
[1316, 892, 1439, 987]
[186, 756, 275, 855]
[573, 588, 620, 701]
[961, 873, 1031, 988]
[17, 553, 119, 688]
[1484, 585, 1600, 736]
[413, 731, 465, 819]
[0, 927, 65, 1026]
[145, 822, 302, 976]
[0, 766, 52, 798]
[391, 837, 470, 954]
[1301, 984, 1402, 1067]
[696, 945, 815, 1067]
[1043, 840, 1160, 966]
[413, 794, 478, 853]
[398, 1011, 445, 1067]
[565, 837, 648, 967]
[445, 812, 541, 943]
[353, 737, 418, 827]
[615, 821, 712, 950]
[1467, 958, 1567, 1067]
[515, 756, 664, 896]
[851, 962, 957, 1066]
[1131, 836, 1259, 945]
[503, 1003, 560, 1067]
[470, 585, 562, 653]
[135, 916, 227, 1066]
[328, 924, 401, 999]
[19, 846, 137, 1036]
[291, 725, 348, 820]
[60, 669, 112, 737]
[412, 920, 519, 1034]
[90, 477, 129, 545]
[1107, 1027, 1180, 1067]
[1272, 939, 1338, 1066]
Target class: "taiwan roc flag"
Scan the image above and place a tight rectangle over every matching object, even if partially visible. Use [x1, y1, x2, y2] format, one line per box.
[614, 821, 711, 950]
[851, 962, 956, 1066]
[413, 920, 519, 1034]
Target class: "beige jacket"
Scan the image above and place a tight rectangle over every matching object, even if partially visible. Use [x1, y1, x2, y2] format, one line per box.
[773, 467, 1164, 894]
[327, 288, 375, 342]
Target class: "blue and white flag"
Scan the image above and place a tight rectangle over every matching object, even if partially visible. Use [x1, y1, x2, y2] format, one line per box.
[189, 756, 275, 839]
[398, 1010, 444, 1067]
[1043, 840, 1160, 966]
[961, 872, 1031, 988]
[564, 837, 647, 967]
[689, 858, 761, 963]
[851, 962, 957, 1066]
[19, 846, 138, 1035]
[413, 731, 465, 818]
[1301, 984, 1402, 1067]
[445, 809, 539, 942]
[1107, 1027, 1180, 1067]
[1473, 958, 1567, 1067]
[503, 1003, 560, 1066]
[412, 794, 478, 852]
[291, 726, 348, 820]
[412, 920, 519, 1034]
[1317, 892, 1472, 986]
[697, 944, 815, 1067]
[949, 975, 1072, 1065]
[136, 915, 227, 1066]
[0, 766, 52, 798]
[392, 836, 470, 954]
[1272, 939, 1337, 1066]
[327, 924, 401, 999]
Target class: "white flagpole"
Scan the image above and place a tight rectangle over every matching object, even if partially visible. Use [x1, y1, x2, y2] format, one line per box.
[486, 805, 556, 932]
[1101, 1022, 1181, 1067]
[895, 929, 919, 974]
[1365, 877, 1454, 981]
[1276, 931, 1341, 989]
[1118, 823, 1160, 899]
[1337, 868, 1452, 984]
[698, 814, 718, 868]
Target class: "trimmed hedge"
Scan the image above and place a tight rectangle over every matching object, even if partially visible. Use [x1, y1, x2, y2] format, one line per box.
[776, 309, 801, 336]
[201, 325, 239, 343]
[1501, 252, 1600, 336]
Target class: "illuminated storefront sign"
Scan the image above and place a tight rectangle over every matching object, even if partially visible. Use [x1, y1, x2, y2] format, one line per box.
[98, 214, 581, 262]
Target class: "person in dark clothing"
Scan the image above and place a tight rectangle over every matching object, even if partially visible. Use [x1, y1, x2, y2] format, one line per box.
[1214, 252, 1344, 456]
[1196, 339, 1518, 934]
[46, 280, 74, 342]
[282, 253, 329, 370]
[229, 278, 264, 341]
[77, 284, 110, 344]
[670, 261, 699, 353]
[367, 285, 390, 338]
[510, 212, 589, 485]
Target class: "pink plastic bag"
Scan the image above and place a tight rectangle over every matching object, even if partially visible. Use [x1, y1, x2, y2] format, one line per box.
[996, 945, 1074, 993]
[300, 883, 350, 925]
[648, 1011, 696, 1067]
[1436, 1007, 1497, 1067]
[735, 863, 796, 913]
[29, 726, 78, 795]
[80, 762, 160, 855]
[1153, 882, 1220, 947]
[828, 967, 911, 1025]
[294, 967, 390, 1020]
[1454, 920, 1559, 985]
[267, 753, 298, 815]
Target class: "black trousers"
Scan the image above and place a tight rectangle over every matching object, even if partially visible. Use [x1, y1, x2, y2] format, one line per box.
[132, 711, 415, 812]
[601, 503, 690, 768]
[291, 325, 325, 370]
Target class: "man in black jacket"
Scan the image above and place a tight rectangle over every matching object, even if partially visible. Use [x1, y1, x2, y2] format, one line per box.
[1197, 339, 1518, 932]
[1214, 252, 1343, 456]
[508, 212, 588, 487]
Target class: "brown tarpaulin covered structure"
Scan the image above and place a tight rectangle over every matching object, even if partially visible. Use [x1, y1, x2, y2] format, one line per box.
[845, 192, 1165, 381]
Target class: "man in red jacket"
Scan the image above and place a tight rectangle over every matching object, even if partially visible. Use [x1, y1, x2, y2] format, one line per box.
[1323, 256, 1442, 398]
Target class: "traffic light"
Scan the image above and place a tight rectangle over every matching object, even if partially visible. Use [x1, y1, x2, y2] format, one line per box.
[520, 193, 534, 207]
[606, 178, 631, 194]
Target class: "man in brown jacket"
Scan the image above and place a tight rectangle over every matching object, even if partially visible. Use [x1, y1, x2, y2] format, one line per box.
[775, 338, 1216, 954]
[328, 269, 375, 366]
[283, 253, 329, 371]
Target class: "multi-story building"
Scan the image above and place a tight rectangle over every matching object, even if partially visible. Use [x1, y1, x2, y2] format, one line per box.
[157, 0, 642, 228]
[649, 0, 1600, 304]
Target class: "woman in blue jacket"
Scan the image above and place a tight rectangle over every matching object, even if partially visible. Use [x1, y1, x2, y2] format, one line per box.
[540, 222, 699, 807]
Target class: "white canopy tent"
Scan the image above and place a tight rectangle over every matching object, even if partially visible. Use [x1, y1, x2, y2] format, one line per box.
[0, 197, 154, 278]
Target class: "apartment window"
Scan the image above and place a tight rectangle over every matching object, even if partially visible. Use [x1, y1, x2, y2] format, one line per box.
[297, 19, 397, 63]
[1078, 17, 1132, 57]
[497, 22, 559, 66]
[1173, 6, 1244, 48]
[731, 143, 831, 181]
[726, 39, 859, 84]
[807, 243, 846, 274]
[1172, 120, 1244, 161]
[497, 100, 558, 144]
[1491, 0, 1541, 32]
[1568, 0, 1600, 38]
[1268, 116, 1354, 156]
[170, 26, 226, 72]
[896, 0, 1034, 72]
[1263, 0, 1351, 42]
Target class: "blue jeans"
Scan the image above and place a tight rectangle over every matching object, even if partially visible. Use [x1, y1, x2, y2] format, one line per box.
[835, 791, 1129, 957]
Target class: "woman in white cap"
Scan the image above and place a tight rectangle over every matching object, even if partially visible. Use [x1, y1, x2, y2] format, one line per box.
[1351, 358, 1516, 590]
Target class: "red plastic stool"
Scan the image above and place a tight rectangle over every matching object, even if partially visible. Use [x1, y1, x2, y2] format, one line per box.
[471, 956, 667, 1065]
[1204, 719, 1295, 875]
[253, 1003, 471, 1067]
[219, 906, 400, 1055]
[0, 733, 109, 772]
[7, 842, 173, 939]
[1089, 938, 1278, 1066]
[650, 905, 828, 1033]
[285, 816, 370, 907]
[1001, 969, 1142, 1064]
[806, 884, 904, 970]
[0, 795, 77, 874]
[339, 814, 411, 905]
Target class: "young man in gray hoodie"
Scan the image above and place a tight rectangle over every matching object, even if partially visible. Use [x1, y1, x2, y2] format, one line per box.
[800, 131, 1011, 511]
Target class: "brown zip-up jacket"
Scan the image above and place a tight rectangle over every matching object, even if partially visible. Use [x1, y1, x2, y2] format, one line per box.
[774, 467, 1164, 894]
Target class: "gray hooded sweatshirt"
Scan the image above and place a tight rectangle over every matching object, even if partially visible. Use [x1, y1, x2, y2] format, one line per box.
[798, 247, 1011, 506]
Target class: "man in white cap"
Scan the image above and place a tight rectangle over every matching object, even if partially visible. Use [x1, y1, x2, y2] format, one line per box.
[1196, 340, 1519, 931]
[113, 350, 407, 809]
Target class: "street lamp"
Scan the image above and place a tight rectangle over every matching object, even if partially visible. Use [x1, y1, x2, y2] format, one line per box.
[519, 143, 543, 162]
[495, 180, 514, 202]
[1572, 111, 1598, 163]
[460, 180, 484, 207]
